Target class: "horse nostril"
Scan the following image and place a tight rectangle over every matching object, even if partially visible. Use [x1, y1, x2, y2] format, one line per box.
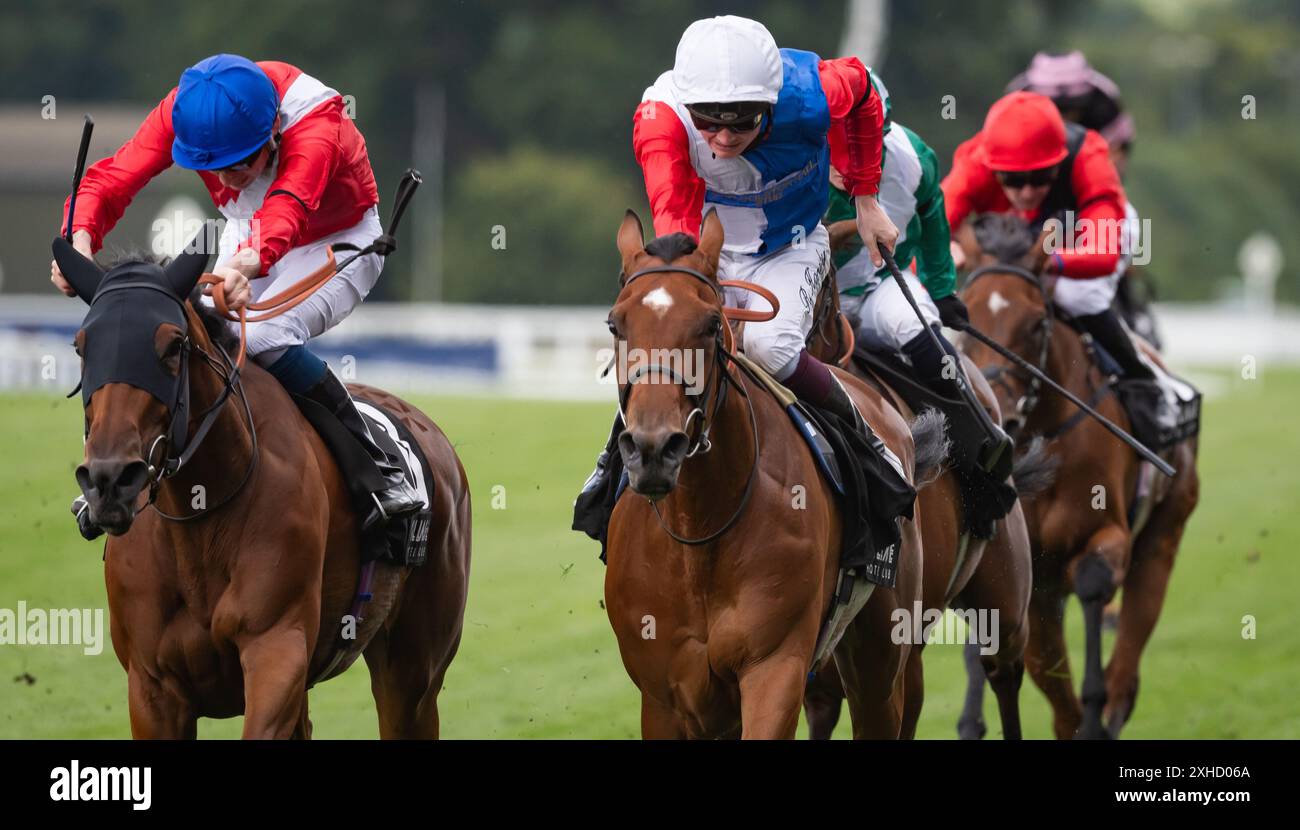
[79, 458, 149, 500]
[661, 432, 690, 464]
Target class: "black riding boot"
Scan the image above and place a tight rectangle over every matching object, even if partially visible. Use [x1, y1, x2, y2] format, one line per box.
[303, 368, 422, 528]
[572, 412, 626, 560]
[1075, 309, 1165, 447]
[902, 326, 1018, 537]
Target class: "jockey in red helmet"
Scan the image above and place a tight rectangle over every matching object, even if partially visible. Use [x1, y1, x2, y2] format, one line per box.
[942, 91, 1167, 449]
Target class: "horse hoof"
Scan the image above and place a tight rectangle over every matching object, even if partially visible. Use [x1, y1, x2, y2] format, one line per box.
[957, 718, 987, 740]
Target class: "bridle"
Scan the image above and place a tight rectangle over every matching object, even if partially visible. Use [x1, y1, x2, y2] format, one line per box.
[963, 263, 1053, 428]
[613, 263, 774, 546]
[71, 281, 258, 524]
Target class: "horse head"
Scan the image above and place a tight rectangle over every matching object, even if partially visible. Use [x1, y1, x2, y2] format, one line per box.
[55, 230, 213, 535]
[958, 213, 1056, 437]
[609, 209, 727, 500]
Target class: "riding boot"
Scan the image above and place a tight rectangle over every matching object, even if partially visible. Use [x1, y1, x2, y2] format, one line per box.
[572, 411, 626, 559]
[302, 367, 423, 528]
[902, 326, 1018, 536]
[1075, 309, 1166, 448]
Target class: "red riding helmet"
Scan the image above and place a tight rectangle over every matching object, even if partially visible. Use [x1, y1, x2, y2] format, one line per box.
[980, 91, 1069, 172]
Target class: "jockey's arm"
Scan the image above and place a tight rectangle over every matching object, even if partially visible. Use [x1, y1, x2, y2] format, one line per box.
[236, 96, 346, 275]
[1047, 132, 1127, 278]
[633, 101, 706, 240]
[911, 139, 958, 301]
[60, 88, 179, 253]
[939, 136, 994, 238]
[820, 58, 896, 266]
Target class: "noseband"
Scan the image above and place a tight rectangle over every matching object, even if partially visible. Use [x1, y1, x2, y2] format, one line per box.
[612, 263, 768, 546]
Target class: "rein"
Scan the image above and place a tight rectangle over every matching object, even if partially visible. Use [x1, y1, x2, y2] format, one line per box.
[615, 263, 776, 546]
[963, 262, 1110, 440]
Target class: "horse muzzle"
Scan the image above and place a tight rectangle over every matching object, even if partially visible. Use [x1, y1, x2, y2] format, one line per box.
[75, 457, 150, 535]
[618, 427, 690, 502]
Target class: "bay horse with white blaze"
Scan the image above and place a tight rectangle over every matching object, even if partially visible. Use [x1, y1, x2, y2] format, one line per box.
[56, 237, 471, 739]
[955, 215, 1199, 739]
[604, 210, 929, 739]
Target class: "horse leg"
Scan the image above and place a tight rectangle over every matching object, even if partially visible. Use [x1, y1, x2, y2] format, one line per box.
[126, 664, 197, 739]
[1104, 471, 1196, 738]
[737, 652, 813, 739]
[1025, 588, 1082, 739]
[290, 693, 313, 740]
[362, 570, 467, 739]
[803, 660, 845, 740]
[955, 505, 1031, 740]
[834, 600, 910, 740]
[957, 640, 988, 739]
[238, 624, 311, 739]
[898, 647, 924, 740]
[641, 695, 687, 739]
[1072, 528, 1127, 740]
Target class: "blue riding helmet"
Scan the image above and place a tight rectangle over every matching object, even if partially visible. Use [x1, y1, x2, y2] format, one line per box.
[171, 54, 278, 171]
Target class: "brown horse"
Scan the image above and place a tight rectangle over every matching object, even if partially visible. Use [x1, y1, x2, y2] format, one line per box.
[57, 241, 471, 739]
[802, 255, 1035, 740]
[604, 210, 929, 739]
[954, 215, 1199, 739]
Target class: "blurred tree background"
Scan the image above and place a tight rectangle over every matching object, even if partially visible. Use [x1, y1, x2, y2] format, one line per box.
[1, 0, 1297, 303]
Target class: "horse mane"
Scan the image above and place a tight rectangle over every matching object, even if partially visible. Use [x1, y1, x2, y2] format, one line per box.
[188, 291, 242, 353]
[644, 232, 698, 263]
[1011, 436, 1060, 498]
[971, 213, 1035, 263]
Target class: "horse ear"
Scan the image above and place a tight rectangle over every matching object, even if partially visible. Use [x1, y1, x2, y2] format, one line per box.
[697, 209, 724, 266]
[616, 209, 645, 275]
[51, 236, 104, 304]
[163, 224, 215, 298]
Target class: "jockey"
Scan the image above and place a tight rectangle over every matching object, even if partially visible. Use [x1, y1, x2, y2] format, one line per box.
[824, 72, 1016, 532]
[51, 53, 421, 537]
[1006, 50, 1159, 347]
[942, 90, 1166, 448]
[633, 16, 900, 423]
[575, 15, 907, 541]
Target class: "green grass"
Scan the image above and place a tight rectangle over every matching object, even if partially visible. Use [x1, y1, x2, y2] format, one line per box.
[1, 367, 1297, 739]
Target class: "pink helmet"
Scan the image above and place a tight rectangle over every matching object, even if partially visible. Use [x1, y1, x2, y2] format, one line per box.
[1006, 51, 1134, 147]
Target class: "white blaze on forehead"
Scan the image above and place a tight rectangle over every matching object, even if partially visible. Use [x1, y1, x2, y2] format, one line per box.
[987, 290, 1010, 316]
[642, 286, 674, 317]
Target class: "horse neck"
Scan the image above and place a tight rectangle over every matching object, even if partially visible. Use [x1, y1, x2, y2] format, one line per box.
[152, 308, 255, 519]
[1028, 317, 1092, 433]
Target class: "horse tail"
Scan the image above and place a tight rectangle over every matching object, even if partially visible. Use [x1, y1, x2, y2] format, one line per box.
[909, 408, 951, 489]
[1012, 436, 1059, 499]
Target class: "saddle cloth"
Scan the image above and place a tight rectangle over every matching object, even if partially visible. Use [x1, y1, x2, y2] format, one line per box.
[291, 391, 435, 566]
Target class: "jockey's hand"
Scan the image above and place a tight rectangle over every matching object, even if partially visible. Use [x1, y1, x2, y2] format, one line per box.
[935, 295, 970, 330]
[949, 240, 967, 271]
[205, 265, 252, 312]
[854, 194, 899, 268]
[206, 248, 260, 312]
[50, 229, 94, 297]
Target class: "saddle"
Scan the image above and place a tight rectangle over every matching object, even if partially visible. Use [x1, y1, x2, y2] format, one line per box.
[291, 392, 435, 566]
[1057, 312, 1202, 451]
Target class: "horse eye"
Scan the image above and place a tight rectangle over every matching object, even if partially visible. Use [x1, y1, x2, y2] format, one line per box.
[606, 318, 619, 336]
[705, 316, 722, 336]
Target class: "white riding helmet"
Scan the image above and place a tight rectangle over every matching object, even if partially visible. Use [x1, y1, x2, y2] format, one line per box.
[671, 15, 782, 105]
